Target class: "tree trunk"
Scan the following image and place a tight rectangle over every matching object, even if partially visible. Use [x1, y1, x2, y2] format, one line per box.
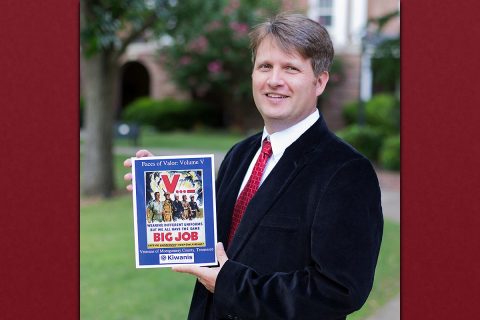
[81, 51, 118, 197]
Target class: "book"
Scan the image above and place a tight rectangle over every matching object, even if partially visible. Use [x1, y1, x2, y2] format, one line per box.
[131, 154, 217, 268]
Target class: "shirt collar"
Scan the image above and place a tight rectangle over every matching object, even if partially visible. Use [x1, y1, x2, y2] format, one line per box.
[261, 109, 320, 158]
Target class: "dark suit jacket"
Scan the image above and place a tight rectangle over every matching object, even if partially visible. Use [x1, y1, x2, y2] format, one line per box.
[188, 116, 383, 320]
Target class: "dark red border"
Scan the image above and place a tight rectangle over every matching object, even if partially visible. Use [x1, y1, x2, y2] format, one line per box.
[0, 2, 79, 318]
[402, 0, 480, 319]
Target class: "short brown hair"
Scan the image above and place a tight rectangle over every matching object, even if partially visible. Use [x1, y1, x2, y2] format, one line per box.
[249, 13, 334, 75]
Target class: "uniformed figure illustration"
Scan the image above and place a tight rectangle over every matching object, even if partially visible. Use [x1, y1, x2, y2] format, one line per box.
[181, 194, 191, 220]
[189, 195, 200, 220]
[146, 192, 162, 223]
[172, 194, 183, 221]
[162, 192, 174, 222]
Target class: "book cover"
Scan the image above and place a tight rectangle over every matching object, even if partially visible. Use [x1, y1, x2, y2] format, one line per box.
[131, 155, 217, 268]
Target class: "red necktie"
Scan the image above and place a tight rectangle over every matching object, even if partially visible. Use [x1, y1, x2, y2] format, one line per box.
[228, 138, 273, 244]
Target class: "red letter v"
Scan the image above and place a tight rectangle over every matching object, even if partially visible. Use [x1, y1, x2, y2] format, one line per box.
[161, 174, 180, 193]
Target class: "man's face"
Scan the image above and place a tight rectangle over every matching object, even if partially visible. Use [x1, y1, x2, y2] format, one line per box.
[155, 193, 161, 200]
[252, 37, 328, 133]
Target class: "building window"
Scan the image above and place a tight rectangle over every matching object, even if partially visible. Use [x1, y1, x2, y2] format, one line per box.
[317, 0, 334, 27]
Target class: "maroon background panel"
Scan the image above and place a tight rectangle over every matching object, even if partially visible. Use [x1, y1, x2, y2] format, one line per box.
[1, 0, 480, 319]
[0, 1, 79, 319]
[402, 0, 480, 319]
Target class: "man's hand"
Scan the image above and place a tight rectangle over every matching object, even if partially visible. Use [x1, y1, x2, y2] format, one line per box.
[123, 149, 154, 191]
[172, 242, 229, 293]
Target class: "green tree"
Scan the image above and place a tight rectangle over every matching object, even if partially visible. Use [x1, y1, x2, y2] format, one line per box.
[161, 0, 280, 130]
[368, 10, 400, 95]
[80, 0, 172, 197]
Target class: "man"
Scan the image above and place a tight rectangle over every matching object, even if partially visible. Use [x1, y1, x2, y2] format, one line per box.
[181, 194, 192, 220]
[162, 192, 174, 222]
[146, 191, 162, 223]
[172, 194, 183, 221]
[189, 195, 200, 220]
[125, 13, 382, 320]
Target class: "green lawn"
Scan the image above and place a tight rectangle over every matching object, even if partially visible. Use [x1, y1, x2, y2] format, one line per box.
[81, 194, 399, 319]
[81, 127, 248, 152]
[81, 196, 196, 320]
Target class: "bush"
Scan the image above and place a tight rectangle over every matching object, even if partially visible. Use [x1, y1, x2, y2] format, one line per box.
[342, 100, 360, 126]
[122, 97, 222, 131]
[341, 93, 399, 135]
[336, 125, 383, 161]
[379, 135, 400, 171]
[365, 94, 399, 135]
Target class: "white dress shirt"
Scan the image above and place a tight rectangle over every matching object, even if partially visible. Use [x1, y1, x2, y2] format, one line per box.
[237, 110, 320, 197]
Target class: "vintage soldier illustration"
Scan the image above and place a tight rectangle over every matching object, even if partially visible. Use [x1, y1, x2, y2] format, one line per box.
[189, 195, 200, 220]
[172, 194, 183, 221]
[181, 195, 191, 220]
[162, 192, 174, 222]
[146, 191, 162, 223]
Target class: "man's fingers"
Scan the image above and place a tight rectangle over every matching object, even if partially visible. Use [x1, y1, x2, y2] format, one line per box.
[123, 158, 132, 168]
[136, 149, 154, 157]
[216, 242, 229, 265]
[172, 265, 203, 276]
[124, 150, 154, 191]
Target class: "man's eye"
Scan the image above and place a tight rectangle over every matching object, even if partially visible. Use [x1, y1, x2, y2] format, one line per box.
[286, 66, 299, 72]
[258, 64, 271, 70]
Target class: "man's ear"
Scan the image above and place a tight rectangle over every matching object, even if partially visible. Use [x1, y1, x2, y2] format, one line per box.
[315, 71, 330, 97]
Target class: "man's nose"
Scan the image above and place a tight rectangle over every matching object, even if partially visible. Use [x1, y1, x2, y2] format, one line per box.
[267, 68, 284, 87]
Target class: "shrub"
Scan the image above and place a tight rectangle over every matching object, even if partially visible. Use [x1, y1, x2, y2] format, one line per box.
[342, 100, 360, 126]
[336, 125, 383, 161]
[365, 94, 399, 135]
[341, 93, 399, 135]
[379, 135, 400, 171]
[122, 97, 221, 131]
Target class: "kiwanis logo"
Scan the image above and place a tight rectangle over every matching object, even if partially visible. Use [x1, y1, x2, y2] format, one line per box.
[159, 253, 194, 264]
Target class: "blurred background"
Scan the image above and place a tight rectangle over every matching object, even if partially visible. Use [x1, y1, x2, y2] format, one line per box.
[80, 0, 399, 319]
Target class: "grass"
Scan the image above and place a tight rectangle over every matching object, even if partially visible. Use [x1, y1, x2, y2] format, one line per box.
[81, 196, 196, 320]
[81, 127, 248, 152]
[81, 194, 399, 319]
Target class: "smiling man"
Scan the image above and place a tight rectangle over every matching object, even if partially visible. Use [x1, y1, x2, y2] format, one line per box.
[125, 12, 383, 320]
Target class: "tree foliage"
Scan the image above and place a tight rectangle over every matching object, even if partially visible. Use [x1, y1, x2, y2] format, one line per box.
[81, 0, 171, 58]
[368, 9, 400, 95]
[80, 0, 173, 197]
[161, 0, 281, 128]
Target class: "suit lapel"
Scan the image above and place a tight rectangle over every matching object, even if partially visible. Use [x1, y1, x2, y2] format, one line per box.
[226, 117, 332, 258]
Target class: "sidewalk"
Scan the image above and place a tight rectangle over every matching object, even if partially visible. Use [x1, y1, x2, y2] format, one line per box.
[366, 169, 400, 320]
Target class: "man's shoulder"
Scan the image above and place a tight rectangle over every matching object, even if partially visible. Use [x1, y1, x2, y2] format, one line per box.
[224, 132, 262, 158]
[234, 132, 262, 149]
[302, 125, 374, 171]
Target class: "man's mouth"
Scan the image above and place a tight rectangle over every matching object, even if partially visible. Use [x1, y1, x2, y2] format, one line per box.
[265, 93, 289, 99]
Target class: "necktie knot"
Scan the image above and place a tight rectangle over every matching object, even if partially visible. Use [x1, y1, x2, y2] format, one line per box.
[261, 139, 272, 157]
